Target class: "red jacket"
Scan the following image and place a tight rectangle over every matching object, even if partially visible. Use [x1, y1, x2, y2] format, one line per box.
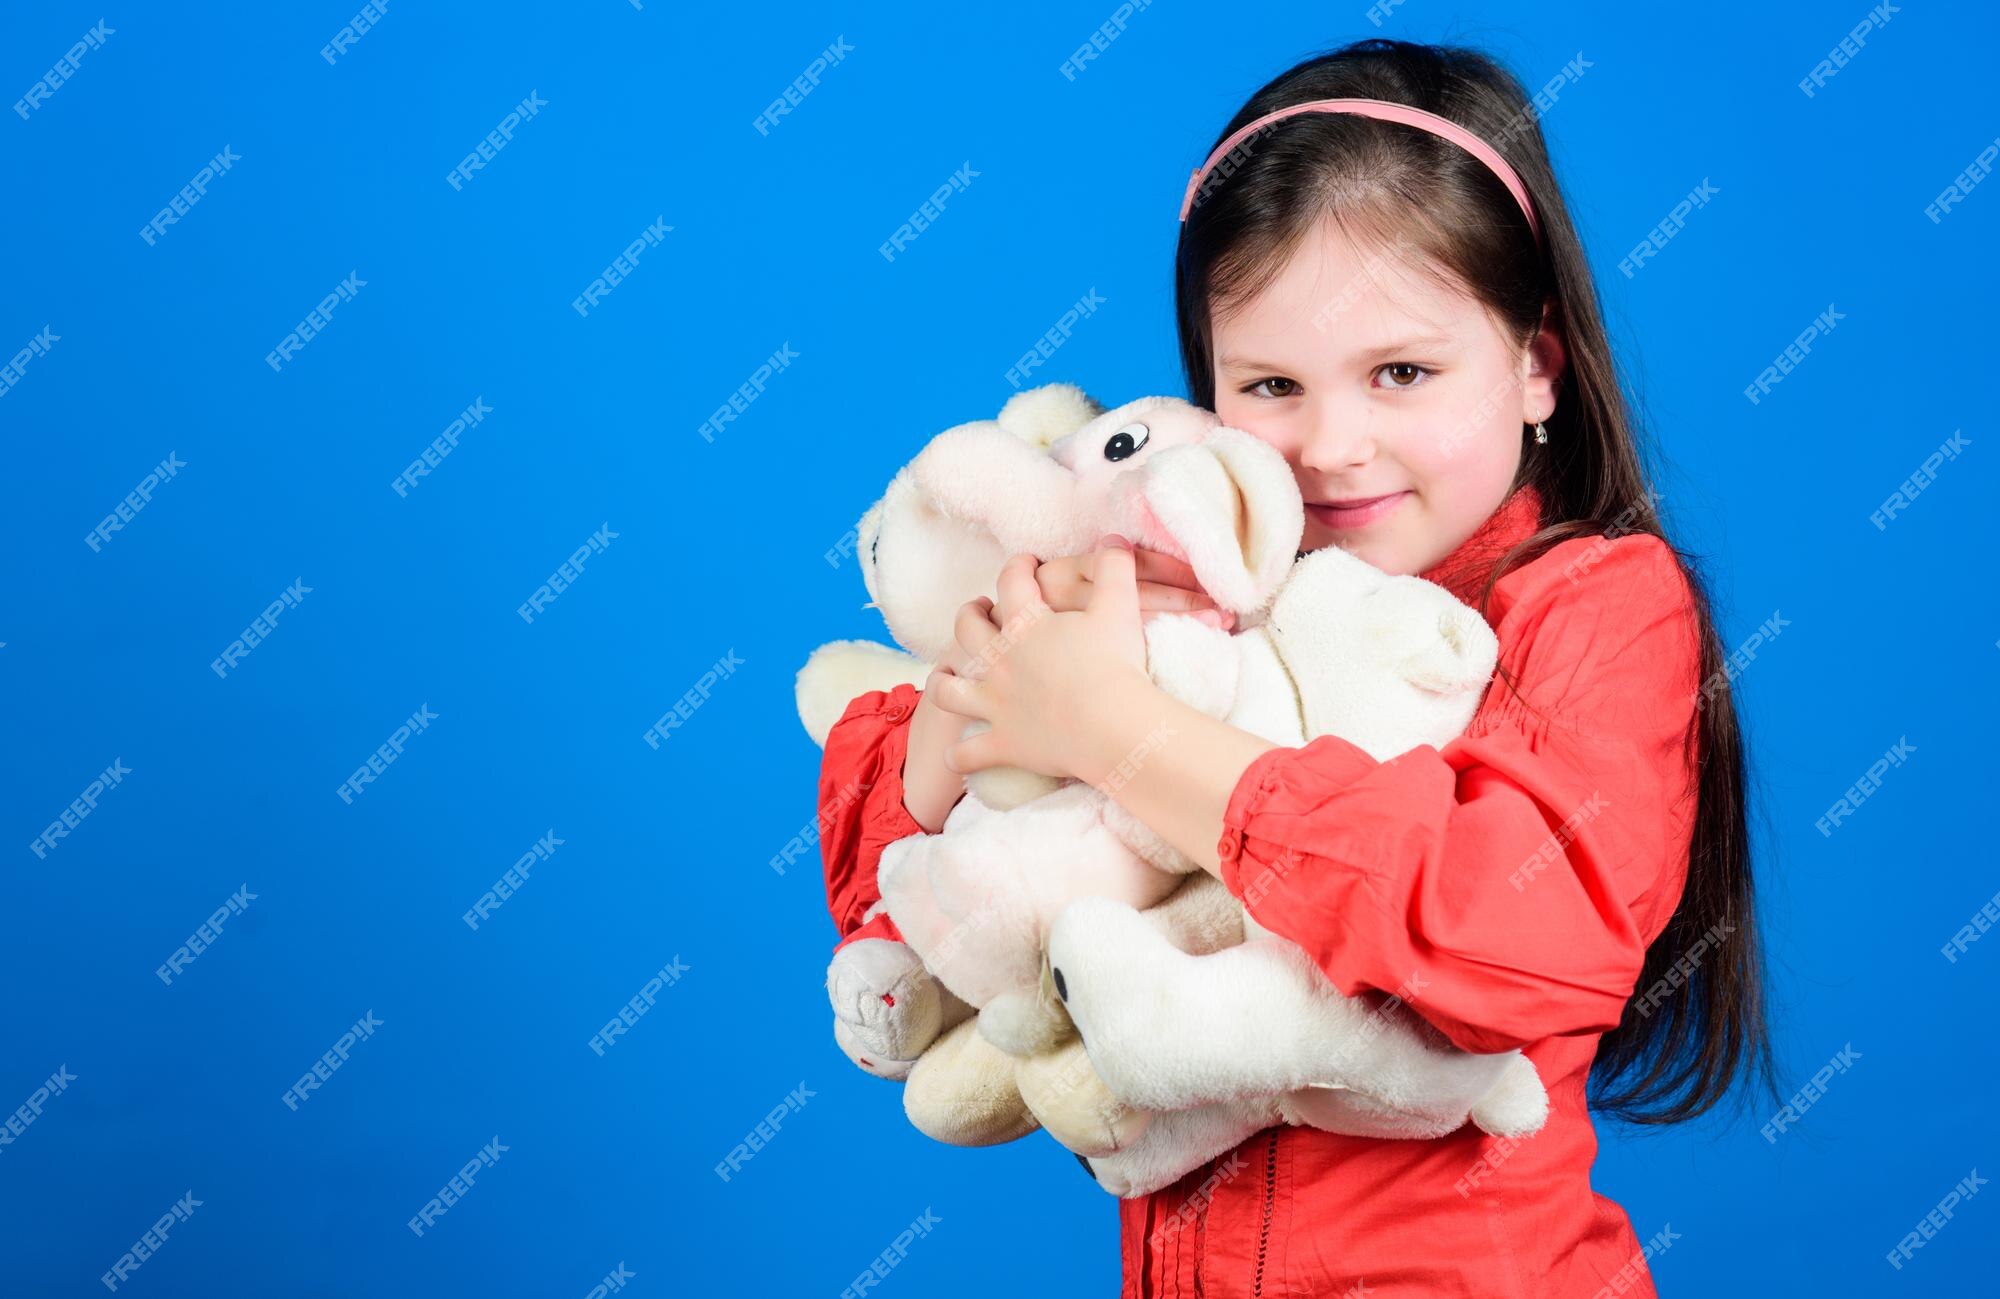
[816, 482, 1703, 1298]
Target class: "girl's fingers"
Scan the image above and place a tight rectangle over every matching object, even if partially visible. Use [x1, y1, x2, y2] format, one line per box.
[951, 601, 1002, 679]
[943, 727, 1005, 775]
[924, 667, 990, 720]
[994, 553, 1050, 628]
[1084, 543, 1142, 624]
[1130, 547, 1205, 591]
[1134, 581, 1221, 614]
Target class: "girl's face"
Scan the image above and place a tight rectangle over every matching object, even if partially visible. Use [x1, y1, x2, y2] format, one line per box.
[1210, 216, 1564, 576]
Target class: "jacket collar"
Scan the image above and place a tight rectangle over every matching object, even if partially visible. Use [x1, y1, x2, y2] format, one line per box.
[1417, 480, 1547, 607]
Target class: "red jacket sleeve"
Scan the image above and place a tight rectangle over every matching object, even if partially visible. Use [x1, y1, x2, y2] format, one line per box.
[1214, 535, 1704, 1055]
[818, 683, 927, 951]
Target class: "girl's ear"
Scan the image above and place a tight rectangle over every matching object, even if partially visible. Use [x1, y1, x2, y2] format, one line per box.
[1521, 298, 1567, 422]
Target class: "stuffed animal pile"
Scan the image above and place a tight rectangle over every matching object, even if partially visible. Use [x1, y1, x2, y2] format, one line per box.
[795, 385, 1547, 1197]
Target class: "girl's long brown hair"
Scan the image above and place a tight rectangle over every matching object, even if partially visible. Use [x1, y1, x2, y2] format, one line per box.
[1175, 38, 1775, 1123]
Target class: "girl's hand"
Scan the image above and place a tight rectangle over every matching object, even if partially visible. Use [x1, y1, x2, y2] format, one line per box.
[926, 539, 1154, 783]
[1034, 544, 1235, 630]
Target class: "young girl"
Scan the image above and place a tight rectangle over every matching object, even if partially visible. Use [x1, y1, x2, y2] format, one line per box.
[818, 38, 1772, 1298]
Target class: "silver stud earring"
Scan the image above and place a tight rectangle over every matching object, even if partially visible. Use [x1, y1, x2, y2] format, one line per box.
[1533, 421, 1549, 445]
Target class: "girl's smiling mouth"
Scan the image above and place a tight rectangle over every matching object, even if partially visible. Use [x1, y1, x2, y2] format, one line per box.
[1305, 491, 1411, 529]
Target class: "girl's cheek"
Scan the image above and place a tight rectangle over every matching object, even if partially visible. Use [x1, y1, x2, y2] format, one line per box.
[1406, 417, 1520, 521]
[1217, 399, 1288, 456]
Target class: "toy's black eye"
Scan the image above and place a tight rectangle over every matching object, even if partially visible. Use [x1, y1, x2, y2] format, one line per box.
[870, 534, 880, 565]
[1104, 422, 1149, 462]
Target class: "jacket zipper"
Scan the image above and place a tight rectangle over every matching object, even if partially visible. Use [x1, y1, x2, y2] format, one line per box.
[1251, 1130, 1278, 1297]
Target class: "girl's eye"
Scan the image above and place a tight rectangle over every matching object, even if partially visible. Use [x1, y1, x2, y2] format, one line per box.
[1245, 377, 1299, 399]
[1376, 362, 1431, 388]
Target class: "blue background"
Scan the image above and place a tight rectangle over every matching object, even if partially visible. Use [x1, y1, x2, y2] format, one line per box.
[3, 1, 1995, 1294]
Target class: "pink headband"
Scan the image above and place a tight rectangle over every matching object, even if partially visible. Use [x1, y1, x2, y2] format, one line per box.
[1178, 97, 1541, 243]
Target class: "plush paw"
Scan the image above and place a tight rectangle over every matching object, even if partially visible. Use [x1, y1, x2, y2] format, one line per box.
[1016, 1037, 1150, 1159]
[976, 969, 1076, 1058]
[903, 1017, 1040, 1147]
[1046, 897, 1188, 1107]
[832, 1015, 914, 1081]
[1468, 1052, 1549, 1138]
[827, 938, 944, 1063]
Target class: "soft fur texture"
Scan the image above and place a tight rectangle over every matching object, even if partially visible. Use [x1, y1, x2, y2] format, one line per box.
[796, 386, 1549, 1199]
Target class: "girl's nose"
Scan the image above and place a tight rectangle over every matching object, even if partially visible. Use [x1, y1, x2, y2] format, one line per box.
[1299, 416, 1376, 472]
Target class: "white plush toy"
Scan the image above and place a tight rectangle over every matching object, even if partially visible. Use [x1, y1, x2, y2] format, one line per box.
[797, 386, 1548, 1198]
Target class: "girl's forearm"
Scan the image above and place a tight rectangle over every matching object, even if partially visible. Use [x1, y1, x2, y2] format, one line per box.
[1072, 670, 1278, 879]
[902, 691, 969, 833]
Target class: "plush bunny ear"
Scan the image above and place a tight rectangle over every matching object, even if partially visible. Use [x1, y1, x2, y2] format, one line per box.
[911, 423, 1096, 559]
[996, 383, 1102, 452]
[860, 464, 1013, 663]
[1136, 426, 1304, 615]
